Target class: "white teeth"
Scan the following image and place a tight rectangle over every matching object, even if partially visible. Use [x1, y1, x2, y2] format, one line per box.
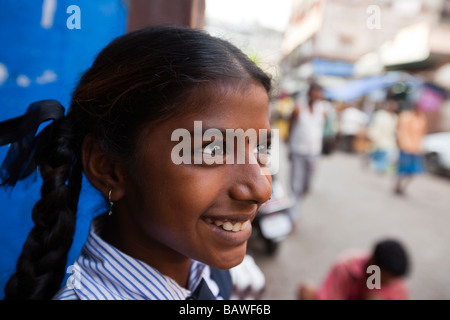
[205, 218, 249, 232]
[232, 223, 242, 232]
[222, 221, 233, 231]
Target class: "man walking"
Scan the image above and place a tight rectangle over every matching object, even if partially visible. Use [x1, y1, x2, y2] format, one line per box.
[287, 82, 327, 222]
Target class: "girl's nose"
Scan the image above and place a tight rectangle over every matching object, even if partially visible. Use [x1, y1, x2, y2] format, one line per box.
[228, 162, 272, 205]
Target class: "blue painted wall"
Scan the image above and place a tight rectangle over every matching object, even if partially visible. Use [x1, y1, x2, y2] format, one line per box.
[0, 0, 127, 298]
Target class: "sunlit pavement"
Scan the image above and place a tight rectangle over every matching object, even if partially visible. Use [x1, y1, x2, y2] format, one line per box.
[250, 142, 450, 300]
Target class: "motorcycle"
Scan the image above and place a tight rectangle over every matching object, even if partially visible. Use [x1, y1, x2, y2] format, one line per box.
[251, 176, 294, 255]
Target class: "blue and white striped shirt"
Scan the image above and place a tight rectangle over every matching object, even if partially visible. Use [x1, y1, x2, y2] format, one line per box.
[53, 215, 223, 300]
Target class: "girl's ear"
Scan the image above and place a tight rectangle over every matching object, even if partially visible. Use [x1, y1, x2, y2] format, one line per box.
[81, 135, 126, 202]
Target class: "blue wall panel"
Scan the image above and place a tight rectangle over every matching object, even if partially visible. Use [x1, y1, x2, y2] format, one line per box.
[0, 0, 127, 298]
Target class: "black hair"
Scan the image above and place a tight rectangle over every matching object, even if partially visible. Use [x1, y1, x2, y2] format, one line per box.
[372, 239, 409, 277]
[2, 25, 271, 300]
[308, 81, 323, 93]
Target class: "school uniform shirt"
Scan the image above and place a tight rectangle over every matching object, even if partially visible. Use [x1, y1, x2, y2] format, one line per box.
[53, 215, 230, 300]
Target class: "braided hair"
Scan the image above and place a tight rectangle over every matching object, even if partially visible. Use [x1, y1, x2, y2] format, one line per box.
[1, 25, 271, 300]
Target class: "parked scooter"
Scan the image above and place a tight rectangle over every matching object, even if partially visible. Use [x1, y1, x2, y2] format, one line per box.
[229, 254, 266, 299]
[251, 175, 294, 255]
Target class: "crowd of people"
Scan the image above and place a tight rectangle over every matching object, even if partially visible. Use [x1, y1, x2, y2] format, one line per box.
[280, 80, 429, 213]
[271, 79, 432, 300]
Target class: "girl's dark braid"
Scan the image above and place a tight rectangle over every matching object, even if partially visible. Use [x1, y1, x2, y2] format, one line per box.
[3, 117, 83, 300]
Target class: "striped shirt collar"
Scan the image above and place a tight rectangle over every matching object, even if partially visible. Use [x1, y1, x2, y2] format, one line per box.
[54, 215, 220, 300]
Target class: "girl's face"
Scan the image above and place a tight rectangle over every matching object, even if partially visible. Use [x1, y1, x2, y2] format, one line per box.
[118, 82, 272, 271]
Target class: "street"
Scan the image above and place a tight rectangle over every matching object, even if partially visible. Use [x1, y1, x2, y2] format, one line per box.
[249, 143, 450, 300]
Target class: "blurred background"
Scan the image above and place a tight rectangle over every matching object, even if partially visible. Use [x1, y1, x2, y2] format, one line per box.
[1, 0, 450, 300]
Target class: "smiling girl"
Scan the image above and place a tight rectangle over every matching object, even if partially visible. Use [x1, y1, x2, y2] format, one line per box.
[0, 25, 272, 300]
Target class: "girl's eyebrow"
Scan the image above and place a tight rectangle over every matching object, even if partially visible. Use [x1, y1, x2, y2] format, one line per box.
[186, 126, 273, 145]
[188, 127, 228, 138]
[187, 127, 273, 137]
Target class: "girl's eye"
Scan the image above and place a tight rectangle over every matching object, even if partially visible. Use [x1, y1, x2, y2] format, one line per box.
[254, 143, 272, 165]
[203, 143, 224, 156]
[192, 141, 227, 165]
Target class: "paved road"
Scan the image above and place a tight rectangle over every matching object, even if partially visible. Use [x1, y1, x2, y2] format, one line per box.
[248, 145, 450, 300]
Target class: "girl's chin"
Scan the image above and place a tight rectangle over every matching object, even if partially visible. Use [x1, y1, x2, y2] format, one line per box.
[206, 247, 248, 270]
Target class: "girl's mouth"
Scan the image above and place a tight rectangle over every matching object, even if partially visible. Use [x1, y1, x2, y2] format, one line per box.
[204, 217, 250, 232]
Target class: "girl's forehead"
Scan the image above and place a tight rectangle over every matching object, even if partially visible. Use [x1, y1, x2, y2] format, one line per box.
[139, 82, 270, 140]
[192, 79, 267, 106]
[174, 84, 269, 126]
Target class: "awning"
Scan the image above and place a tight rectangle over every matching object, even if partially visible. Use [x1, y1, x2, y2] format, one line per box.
[323, 72, 411, 102]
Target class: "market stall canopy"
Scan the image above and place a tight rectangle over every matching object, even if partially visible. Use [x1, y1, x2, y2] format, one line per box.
[323, 72, 416, 102]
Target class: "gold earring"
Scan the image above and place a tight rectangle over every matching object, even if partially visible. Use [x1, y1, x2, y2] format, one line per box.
[108, 189, 115, 216]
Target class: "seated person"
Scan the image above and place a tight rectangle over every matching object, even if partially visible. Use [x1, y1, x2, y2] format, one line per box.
[298, 238, 410, 300]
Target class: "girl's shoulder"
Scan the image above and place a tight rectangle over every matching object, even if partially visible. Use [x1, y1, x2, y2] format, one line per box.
[52, 285, 80, 300]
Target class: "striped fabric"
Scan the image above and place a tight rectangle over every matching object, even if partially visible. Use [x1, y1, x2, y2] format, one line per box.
[53, 215, 222, 300]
